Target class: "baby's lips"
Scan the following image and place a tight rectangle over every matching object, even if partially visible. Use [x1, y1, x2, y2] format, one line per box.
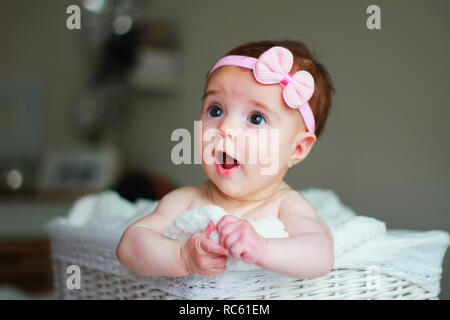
[214, 144, 241, 164]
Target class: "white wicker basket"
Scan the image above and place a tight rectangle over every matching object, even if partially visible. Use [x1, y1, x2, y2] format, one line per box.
[46, 222, 438, 300]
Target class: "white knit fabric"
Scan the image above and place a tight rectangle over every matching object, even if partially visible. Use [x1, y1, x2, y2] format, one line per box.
[162, 202, 385, 271]
[45, 188, 449, 299]
[163, 204, 289, 272]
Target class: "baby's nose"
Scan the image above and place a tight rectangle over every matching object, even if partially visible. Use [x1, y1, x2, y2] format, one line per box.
[218, 118, 238, 140]
[225, 128, 237, 140]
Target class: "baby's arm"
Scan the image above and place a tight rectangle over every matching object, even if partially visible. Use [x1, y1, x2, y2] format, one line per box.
[216, 191, 334, 279]
[259, 191, 334, 278]
[116, 187, 228, 277]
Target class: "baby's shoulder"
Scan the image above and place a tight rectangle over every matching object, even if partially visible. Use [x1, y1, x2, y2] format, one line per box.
[278, 188, 317, 219]
[279, 188, 309, 202]
[137, 184, 202, 232]
[159, 184, 202, 207]
[167, 184, 202, 196]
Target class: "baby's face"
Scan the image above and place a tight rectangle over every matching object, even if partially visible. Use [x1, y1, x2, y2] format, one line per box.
[197, 66, 308, 198]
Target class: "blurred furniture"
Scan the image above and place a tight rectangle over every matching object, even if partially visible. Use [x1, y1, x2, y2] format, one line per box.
[0, 170, 175, 294]
[0, 199, 73, 293]
[38, 145, 122, 192]
[112, 169, 176, 202]
[0, 240, 53, 293]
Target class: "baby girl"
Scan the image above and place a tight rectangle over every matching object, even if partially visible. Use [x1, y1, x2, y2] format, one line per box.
[117, 40, 335, 279]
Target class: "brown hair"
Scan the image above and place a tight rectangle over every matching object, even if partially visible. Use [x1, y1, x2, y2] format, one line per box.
[207, 40, 335, 138]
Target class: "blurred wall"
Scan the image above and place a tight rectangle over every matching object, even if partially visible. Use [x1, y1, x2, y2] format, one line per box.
[0, 0, 89, 150]
[1, 0, 448, 298]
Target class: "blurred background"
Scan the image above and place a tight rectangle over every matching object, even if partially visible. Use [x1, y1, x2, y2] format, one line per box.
[0, 0, 448, 299]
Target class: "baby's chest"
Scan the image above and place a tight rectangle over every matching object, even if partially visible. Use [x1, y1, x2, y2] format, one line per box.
[236, 202, 280, 220]
[188, 192, 285, 220]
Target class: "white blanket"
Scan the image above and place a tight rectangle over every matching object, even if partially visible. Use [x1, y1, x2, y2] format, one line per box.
[162, 199, 386, 271]
[55, 188, 449, 296]
[162, 204, 290, 271]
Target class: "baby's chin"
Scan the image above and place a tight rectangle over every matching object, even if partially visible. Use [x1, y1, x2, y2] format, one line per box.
[207, 172, 275, 201]
[211, 178, 251, 199]
[203, 168, 247, 198]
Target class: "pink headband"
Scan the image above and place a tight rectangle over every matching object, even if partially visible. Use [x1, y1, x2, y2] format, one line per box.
[208, 46, 316, 133]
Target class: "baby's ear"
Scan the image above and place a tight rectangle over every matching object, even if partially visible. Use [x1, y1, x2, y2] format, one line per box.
[289, 132, 316, 166]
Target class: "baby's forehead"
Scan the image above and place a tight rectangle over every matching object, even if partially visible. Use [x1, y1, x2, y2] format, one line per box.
[205, 67, 283, 105]
[205, 66, 254, 91]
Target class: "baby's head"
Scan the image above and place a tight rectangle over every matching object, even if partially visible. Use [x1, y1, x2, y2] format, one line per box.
[197, 40, 334, 198]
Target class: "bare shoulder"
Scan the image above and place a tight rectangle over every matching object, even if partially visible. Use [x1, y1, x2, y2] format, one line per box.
[160, 184, 202, 205]
[130, 184, 202, 233]
[278, 189, 331, 236]
[279, 189, 318, 219]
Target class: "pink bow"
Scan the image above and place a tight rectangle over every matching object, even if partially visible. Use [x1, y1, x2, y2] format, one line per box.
[208, 46, 316, 133]
[253, 47, 315, 132]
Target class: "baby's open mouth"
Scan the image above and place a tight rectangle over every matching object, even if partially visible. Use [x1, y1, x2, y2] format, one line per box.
[215, 151, 240, 176]
[218, 151, 239, 169]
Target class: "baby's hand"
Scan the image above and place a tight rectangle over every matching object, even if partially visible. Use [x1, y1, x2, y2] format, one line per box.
[216, 215, 267, 265]
[181, 221, 229, 275]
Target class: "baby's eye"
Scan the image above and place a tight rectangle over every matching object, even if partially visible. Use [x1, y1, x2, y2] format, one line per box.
[248, 112, 267, 125]
[207, 104, 223, 118]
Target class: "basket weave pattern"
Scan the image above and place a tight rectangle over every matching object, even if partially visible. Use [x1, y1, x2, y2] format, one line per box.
[50, 238, 437, 300]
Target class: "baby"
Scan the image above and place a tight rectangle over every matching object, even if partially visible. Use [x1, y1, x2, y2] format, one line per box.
[117, 40, 335, 279]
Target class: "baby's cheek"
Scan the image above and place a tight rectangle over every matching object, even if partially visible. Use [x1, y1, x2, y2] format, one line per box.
[242, 136, 264, 166]
[259, 129, 281, 162]
[200, 129, 218, 165]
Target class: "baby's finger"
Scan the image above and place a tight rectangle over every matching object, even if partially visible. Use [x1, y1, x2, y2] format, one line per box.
[201, 238, 229, 256]
[210, 255, 227, 268]
[199, 220, 215, 237]
[218, 221, 240, 245]
[241, 250, 261, 265]
[207, 265, 226, 275]
[222, 229, 241, 249]
[216, 215, 240, 233]
[228, 241, 244, 260]
[218, 221, 239, 243]
[205, 220, 215, 238]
